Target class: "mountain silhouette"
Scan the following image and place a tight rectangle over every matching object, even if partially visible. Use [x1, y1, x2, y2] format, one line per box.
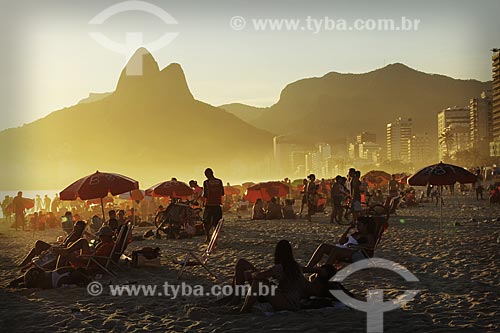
[218, 103, 269, 124]
[223, 63, 491, 146]
[0, 48, 273, 190]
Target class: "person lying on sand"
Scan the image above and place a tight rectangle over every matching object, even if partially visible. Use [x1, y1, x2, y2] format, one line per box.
[305, 216, 375, 268]
[8, 266, 92, 289]
[18, 220, 87, 268]
[52, 226, 116, 268]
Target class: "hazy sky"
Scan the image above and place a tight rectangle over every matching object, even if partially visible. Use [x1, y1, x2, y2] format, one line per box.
[0, 0, 499, 131]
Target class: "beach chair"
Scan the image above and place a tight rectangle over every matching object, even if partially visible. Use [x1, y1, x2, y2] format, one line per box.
[173, 218, 224, 280]
[383, 196, 400, 216]
[79, 222, 134, 277]
[347, 216, 388, 259]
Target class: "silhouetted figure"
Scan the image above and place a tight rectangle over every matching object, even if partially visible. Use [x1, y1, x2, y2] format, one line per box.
[202, 168, 224, 242]
[306, 174, 318, 222]
[475, 172, 484, 200]
[51, 194, 60, 214]
[1, 195, 11, 223]
[12, 191, 25, 230]
[299, 179, 308, 218]
[35, 195, 42, 212]
[252, 199, 265, 220]
[43, 195, 51, 212]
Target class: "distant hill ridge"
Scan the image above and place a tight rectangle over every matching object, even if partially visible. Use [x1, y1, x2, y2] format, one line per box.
[221, 62, 491, 145]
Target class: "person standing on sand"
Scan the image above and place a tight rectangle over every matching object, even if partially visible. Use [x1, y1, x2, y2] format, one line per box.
[51, 194, 60, 214]
[12, 191, 26, 230]
[474, 171, 484, 200]
[350, 171, 363, 222]
[43, 195, 51, 213]
[306, 174, 318, 222]
[1, 195, 12, 223]
[202, 168, 224, 243]
[388, 175, 399, 198]
[35, 195, 42, 212]
[299, 179, 308, 218]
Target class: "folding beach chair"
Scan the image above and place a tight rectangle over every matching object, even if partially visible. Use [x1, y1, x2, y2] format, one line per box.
[347, 216, 389, 259]
[174, 218, 224, 280]
[383, 195, 400, 216]
[79, 222, 134, 277]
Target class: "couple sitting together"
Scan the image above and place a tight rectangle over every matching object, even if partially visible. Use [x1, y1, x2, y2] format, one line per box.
[225, 216, 378, 313]
[13, 220, 129, 289]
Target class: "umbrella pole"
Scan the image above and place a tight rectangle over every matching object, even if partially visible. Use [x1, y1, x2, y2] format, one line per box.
[100, 197, 105, 222]
[132, 192, 135, 225]
[440, 186, 443, 234]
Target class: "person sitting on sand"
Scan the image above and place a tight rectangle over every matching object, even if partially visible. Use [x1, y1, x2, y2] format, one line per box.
[117, 209, 127, 226]
[53, 226, 116, 268]
[8, 266, 92, 289]
[371, 190, 385, 205]
[282, 199, 296, 219]
[18, 220, 87, 268]
[266, 197, 283, 220]
[229, 240, 310, 312]
[236, 198, 249, 212]
[252, 199, 266, 220]
[107, 210, 119, 232]
[305, 217, 376, 268]
[402, 189, 417, 207]
[225, 240, 350, 312]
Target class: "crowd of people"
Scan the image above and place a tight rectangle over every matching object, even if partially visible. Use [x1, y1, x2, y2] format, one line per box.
[4, 164, 496, 315]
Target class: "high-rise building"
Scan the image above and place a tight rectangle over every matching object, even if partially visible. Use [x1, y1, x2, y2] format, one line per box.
[348, 142, 359, 160]
[470, 91, 492, 156]
[359, 142, 381, 163]
[356, 132, 377, 144]
[290, 151, 307, 176]
[408, 133, 431, 168]
[317, 143, 332, 160]
[437, 107, 470, 160]
[386, 117, 413, 162]
[490, 50, 500, 156]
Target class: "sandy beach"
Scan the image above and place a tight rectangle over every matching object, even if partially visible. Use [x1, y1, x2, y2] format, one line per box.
[1, 193, 500, 332]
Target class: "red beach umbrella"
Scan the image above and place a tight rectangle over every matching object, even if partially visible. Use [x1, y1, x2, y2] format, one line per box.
[408, 162, 477, 186]
[118, 189, 145, 201]
[60, 171, 139, 200]
[362, 170, 391, 188]
[145, 180, 194, 198]
[60, 170, 139, 218]
[224, 185, 241, 195]
[245, 181, 289, 203]
[408, 162, 477, 232]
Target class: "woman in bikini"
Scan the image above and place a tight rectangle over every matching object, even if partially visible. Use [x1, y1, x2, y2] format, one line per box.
[305, 216, 376, 268]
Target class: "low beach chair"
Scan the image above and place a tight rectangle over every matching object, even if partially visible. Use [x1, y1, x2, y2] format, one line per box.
[347, 216, 389, 259]
[79, 222, 134, 277]
[173, 218, 224, 280]
[383, 196, 400, 216]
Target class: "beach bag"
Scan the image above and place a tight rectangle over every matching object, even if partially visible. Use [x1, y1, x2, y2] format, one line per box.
[33, 251, 57, 269]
